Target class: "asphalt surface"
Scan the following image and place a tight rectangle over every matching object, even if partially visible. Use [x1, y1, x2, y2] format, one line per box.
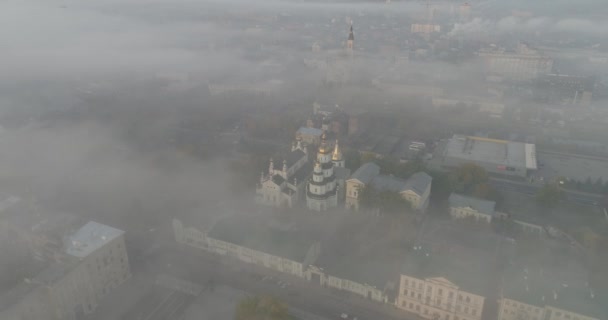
[489, 177, 602, 206]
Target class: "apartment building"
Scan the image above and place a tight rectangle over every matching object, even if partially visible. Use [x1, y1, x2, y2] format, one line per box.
[0, 221, 130, 320]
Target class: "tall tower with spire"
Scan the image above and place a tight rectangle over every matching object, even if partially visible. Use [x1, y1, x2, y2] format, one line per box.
[346, 24, 354, 56]
[332, 140, 344, 168]
[306, 132, 339, 211]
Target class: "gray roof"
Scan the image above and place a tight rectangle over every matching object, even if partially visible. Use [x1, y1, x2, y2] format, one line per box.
[502, 264, 607, 320]
[349, 162, 380, 184]
[334, 166, 351, 180]
[401, 249, 490, 296]
[448, 193, 496, 216]
[404, 172, 432, 196]
[208, 216, 319, 262]
[297, 127, 323, 136]
[444, 135, 528, 169]
[370, 174, 409, 193]
[65, 221, 124, 258]
[284, 149, 306, 168]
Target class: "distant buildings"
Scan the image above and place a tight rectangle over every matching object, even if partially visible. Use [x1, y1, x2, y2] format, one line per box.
[0, 221, 130, 320]
[478, 43, 553, 82]
[534, 74, 595, 106]
[296, 126, 324, 145]
[441, 135, 537, 178]
[448, 193, 497, 223]
[345, 163, 432, 212]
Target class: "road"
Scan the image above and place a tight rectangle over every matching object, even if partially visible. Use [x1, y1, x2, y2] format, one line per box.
[489, 178, 602, 207]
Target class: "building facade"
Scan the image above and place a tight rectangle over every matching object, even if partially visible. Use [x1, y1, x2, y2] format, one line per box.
[478, 43, 553, 82]
[396, 276, 485, 320]
[306, 134, 342, 211]
[255, 140, 309, 208]
[345, 163, 432, 212]
[448, 193, 497, 223]
[0, 221, 130, 320]
[173, 217, 389, 304]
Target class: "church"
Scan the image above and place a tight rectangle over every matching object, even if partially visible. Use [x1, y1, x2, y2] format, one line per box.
[306, 134, 350, 212]
[255, 133, 350, 211]
[255, 139, 311, 208]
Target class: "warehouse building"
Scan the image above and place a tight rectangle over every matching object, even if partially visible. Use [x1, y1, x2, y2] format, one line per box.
[441, 135, 537, 178]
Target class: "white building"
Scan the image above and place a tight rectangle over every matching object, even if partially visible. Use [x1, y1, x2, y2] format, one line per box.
[396, 252, 486, 320]
[345, 162, 432, 212]
[448, 193, 497, 223]
[255, 140, 310, 208]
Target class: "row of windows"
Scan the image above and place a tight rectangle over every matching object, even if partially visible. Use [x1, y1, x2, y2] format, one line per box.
[402, 293, 478, 317]
[401, 300, 473, 320]
[402, 280, 476, 305]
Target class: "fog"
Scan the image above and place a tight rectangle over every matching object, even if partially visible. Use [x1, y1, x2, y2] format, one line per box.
[1, 0, 607, 319]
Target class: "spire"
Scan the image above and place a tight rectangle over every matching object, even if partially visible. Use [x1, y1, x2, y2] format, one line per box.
[269, 157, 274, 175]
[282, 159, 287, 173]
[318, 131, 330, 154]
[348, 24, 354, 41]
[332, 140, 343, 161]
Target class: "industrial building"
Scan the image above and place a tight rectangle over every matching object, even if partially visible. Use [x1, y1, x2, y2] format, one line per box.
[441, 135, 537, 178]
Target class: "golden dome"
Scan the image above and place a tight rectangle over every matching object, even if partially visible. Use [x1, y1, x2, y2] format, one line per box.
[318, 131, 331, 154]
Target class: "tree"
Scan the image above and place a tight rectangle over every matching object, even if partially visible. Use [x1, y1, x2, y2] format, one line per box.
[535, 183, 564, 212]
[449, 163, 489, 194]
[358, 185, 411, 214]
[234, 295, 292, 320]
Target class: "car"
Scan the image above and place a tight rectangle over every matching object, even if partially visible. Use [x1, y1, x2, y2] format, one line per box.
[340, 313, 349, 319]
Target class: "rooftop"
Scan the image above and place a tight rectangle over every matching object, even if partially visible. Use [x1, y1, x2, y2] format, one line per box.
[445, 135, 536, 170]
[448, 193, 496, 216]
[502, 263, 607, 320]
[401, 247, 491, 295]
[208, 215, 319, 262]
[297, 127, 323, 136]
[404, 172, 432, 196]
[370, 174, 409, 193]
[0, 260, 77, 312]
[349, 162, 380, 184]
[65, 221, 124, 258]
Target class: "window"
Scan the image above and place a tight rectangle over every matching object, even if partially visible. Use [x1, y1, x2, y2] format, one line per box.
[410, 291, 415, 297]
[409, 303, 414, 309]
[466, 296, 471, 303]
[404, 279, 409, 287]
[419, 283, 423, 290]
[404, 289, 409, 296]
[449, 292, 454, 299]
[458, 294, 463, 301]
[464, 307, 469, 314]
[416, 305, 420, 312]
[439, 289, 443, 295]
[418, 293, 422, 300]
[424, 309, 428, 315]
[402, 301, 407, 307]
[472, 309, 477, 316]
